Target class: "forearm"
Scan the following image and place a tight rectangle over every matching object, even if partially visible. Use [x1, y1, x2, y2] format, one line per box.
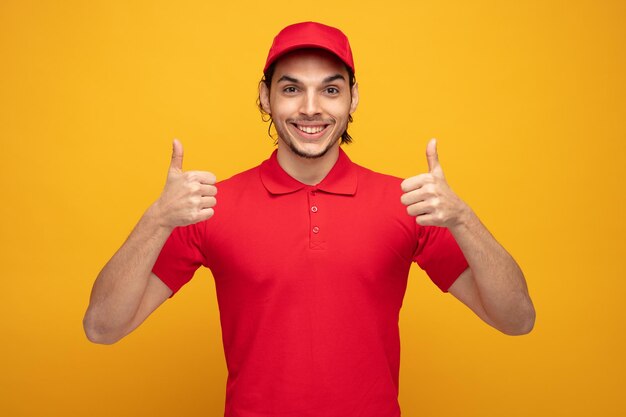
[83, 203, 172, 342]
[450, 208, 535, 335]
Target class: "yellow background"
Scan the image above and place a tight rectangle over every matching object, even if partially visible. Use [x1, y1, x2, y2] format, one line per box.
[1, 0, 624, 416]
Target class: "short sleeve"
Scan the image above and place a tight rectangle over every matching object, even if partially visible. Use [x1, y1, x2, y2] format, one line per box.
[152, 222, 207, 297]
[413, 225, 469, 292]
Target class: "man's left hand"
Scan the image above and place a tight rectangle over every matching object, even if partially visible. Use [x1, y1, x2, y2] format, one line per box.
[400, 139, 470, 228]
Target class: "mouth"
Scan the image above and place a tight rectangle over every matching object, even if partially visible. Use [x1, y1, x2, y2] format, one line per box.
[289, 122, 331, 140]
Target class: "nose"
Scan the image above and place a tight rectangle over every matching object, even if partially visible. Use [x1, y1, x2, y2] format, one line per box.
[299, 90, 321, 116]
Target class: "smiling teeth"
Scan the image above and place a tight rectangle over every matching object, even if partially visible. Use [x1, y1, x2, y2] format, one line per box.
[297, 125, 324, 134]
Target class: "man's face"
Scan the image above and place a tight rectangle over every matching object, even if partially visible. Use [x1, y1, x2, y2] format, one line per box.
[260, 49, 359, 159]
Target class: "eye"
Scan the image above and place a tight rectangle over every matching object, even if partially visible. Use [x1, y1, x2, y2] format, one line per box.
[326, 87, 339, 95]
[283, 86, 298, 94]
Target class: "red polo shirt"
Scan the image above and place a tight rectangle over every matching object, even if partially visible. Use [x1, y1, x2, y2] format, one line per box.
[152, 148, 468, 417]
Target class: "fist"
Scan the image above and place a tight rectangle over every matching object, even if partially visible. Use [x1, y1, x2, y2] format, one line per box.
[154, 139, 217, 228]
[400, 139, 468, 228]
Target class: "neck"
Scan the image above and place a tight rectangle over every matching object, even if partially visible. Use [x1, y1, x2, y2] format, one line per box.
[276, 143, 340, 185]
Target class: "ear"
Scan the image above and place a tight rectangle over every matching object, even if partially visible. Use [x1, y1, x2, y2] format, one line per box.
[259, 82, 271, 114]
[349, 82, 359, 114]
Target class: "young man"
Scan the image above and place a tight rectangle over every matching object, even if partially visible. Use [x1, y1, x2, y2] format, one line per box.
[84, 22, 535, 417]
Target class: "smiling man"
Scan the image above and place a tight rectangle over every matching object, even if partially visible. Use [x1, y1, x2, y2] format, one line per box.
[259, 47, 358, 185]
[262, 49, 357, 158]
[84, 22, 535, 417]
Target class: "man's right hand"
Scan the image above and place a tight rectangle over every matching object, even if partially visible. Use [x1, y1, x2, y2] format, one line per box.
[153, 139, 217, 229]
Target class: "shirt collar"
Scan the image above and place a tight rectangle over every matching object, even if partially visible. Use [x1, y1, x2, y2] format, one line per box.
[260, 147, 358, 196]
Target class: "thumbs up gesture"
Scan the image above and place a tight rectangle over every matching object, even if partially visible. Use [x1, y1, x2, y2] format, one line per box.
[400, 139, 469, 228]
[153, 139, 217, 229]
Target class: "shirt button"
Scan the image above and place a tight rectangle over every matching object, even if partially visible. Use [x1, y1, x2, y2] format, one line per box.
[311, 206, 318, 213]
[312, 226, 320, 234]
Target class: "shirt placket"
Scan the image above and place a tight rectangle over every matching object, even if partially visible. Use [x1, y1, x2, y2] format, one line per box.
[307, 187, 326, 250]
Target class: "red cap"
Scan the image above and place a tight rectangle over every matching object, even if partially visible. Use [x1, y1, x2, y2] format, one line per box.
[264, 22, 355, 74]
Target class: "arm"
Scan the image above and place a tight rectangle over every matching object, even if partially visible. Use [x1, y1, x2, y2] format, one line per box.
[83, 210, 174, 344]
[401, 139, 535, 335]
[447, 212, 534, 335]
[83, 140, 217, 344]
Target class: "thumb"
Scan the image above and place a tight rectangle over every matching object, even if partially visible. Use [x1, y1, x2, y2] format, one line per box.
[426, 138, 444, 177]
[169, 139, 184, 172]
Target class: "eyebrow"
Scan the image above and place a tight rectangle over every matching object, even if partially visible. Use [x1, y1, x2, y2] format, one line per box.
[276, 73, 347, 84]
[323, 74, 346, 83]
